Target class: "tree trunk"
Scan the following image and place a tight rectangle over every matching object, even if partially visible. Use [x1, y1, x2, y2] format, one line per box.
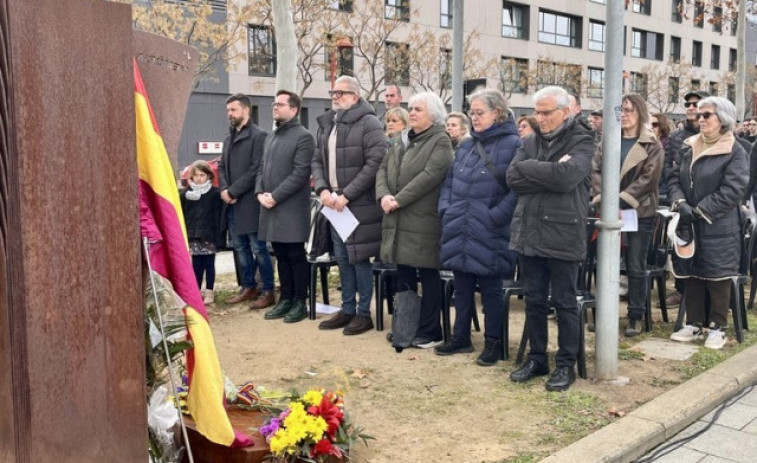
[273, 0, 297, 94]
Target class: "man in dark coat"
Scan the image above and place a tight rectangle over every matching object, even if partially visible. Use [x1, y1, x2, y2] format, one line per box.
[312, 75, 386, 336]
[256, 90, 315, 323]
[506, 86, 595, 392]
[218, 93, 275, 309]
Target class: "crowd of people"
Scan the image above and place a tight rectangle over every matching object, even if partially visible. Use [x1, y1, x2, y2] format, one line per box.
[178, 76, 755, 392]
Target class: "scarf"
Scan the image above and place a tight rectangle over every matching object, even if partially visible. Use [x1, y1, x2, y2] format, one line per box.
[186, 180, 212, 200]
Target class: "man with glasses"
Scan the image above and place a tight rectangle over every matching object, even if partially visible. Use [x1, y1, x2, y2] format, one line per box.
[256, 90, 315, 323]
[313, 75, 386, 336]
[663, 90, 709, 308]
[507, 86, 595, 391]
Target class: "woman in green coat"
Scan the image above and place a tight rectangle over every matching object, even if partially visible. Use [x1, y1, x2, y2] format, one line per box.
[376, 92, 454, 348]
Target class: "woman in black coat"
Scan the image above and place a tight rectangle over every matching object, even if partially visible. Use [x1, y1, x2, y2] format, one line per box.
[668, 96, 748, 350]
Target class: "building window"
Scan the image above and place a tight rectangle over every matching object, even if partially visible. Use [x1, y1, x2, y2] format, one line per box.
[710, 45, 720, 70]
[248, 25, 276, 76]
[671, 0, 682, 23]
[712, 7, 722, 32]
[385, 0, 409, 21]
[668, 77, 679, 104]
[709, 81, 718, 96]
[535, 60, 582, 95]
[731, 17, 738, 36]
[632, 0, 651, 15]
[538, 10, 581, 48]
[631, 29, 663, 60]
[440, 48, 452, 89]
[729, 48, 737, 72]
[250, 105, 259, 125]
[500, 56, 529, 93]
[323, 35, 354, 80]
[727, 84, 735, 102]
[670, 36, 681, 63]
[385, 41, 409, 86]
[589, 20, 605, 52]
[502, 2, 529, 39]
[328, 0, 353, 12]
[694, 2, 704, 28]
[631, 72, 648, 98]
[587, 67, 604, 98]
[440, 0, 452, 28]
[691, 79, 701, 91]
[692, 40, 702, 67]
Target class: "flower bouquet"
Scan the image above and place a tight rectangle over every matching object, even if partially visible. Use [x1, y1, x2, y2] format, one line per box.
[259, 390, 373, 462]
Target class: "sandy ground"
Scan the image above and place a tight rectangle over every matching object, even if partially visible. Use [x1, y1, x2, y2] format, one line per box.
[206, 261, 694, 463]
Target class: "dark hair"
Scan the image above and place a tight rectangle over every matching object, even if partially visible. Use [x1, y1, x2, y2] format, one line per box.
[276, 89, 301, 110]
[621, 93, 650, 135]
[517, 115, 538, 131]
[651, 112, 672, 138]
[226, 93, 251, 110]
[189, 160, 214, 182]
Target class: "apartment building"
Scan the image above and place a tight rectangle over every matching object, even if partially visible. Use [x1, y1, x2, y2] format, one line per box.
[178, 0, 754, 168]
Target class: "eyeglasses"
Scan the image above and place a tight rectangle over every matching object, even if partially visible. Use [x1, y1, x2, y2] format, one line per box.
[534, 108, 561, 117]
[697, 111, 716, 120]
[620, 107, 636, 115]
[271, 102, 290, 108]
[467, 109, 491, 118]
[651, 122, 660, 128]
[684, 101, 698, 108]
[328, 90, 355, 98]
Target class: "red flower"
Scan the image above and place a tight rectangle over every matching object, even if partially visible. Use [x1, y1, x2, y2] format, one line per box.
[308, 396, 344, 440]
[312, 439, 332, 457]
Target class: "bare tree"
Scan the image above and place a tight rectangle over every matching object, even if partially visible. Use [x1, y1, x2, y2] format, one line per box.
[640, 59, 701, 114]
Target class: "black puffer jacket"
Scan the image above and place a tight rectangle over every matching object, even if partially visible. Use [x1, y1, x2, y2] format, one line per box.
[507, 118, 595, 262]
[668, 132, 748, 279]
[665, 120, 699, 185]
[313, 98, 386, 263]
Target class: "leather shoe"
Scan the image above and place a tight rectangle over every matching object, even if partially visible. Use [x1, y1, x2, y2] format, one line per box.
[283, 300, 308, 323]
[545, 366, 576, 392]
[318, 311, 354, 330]
[264, 299, 293, 320]
[510, 360, 550, 383]
[343, 315, 374, 335]
[226, 287, 258, 304]
[250, 291, 275, 310]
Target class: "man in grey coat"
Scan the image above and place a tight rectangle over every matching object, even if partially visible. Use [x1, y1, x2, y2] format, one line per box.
[219, 93, 276, 309]
[256, 90, 315, 323]
[313, 75, 386, 336]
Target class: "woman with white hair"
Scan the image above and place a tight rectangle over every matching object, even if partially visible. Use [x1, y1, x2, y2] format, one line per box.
[668, 96, 749, 349]
[376, 92, 454, 349]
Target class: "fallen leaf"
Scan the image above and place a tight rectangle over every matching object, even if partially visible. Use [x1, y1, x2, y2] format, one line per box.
[407, 355, 418, 361]
[608, 407, 626, 417]
[351, 368, 369, 379]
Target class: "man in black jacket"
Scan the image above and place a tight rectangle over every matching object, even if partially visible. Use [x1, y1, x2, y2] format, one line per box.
[507, 86, 595, 391]
[219, 94, 276, 309]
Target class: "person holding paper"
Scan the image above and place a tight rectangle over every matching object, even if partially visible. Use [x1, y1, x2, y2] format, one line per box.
[376, 92, 453, 349]
[312, 75, 386, 336]
[591, 93, 663, 337]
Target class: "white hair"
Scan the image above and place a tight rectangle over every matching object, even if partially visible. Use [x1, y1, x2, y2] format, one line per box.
[533, 86, 570, 109]
[334, 75, 361, 96]
[408, 92, 448, 125]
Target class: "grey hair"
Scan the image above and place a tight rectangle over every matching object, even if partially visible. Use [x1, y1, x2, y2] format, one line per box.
[446, 111, 470, 131]
[468, 88, 510, 123]
[409, 91, 448, 125]
[698, 96, 736, 133]
[533, 86, 571, 109]
[334, 75, 361, 95]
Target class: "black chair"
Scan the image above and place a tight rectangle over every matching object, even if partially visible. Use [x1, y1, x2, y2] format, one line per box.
[308, 255, 336, 320]
[373, 262, 397, 331]
[438, 270, 480, 344]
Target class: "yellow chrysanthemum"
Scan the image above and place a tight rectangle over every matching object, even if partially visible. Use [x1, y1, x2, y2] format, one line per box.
[302, 390, 324, 407]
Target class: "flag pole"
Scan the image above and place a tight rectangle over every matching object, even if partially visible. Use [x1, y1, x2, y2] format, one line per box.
[143, 237, 196, 463]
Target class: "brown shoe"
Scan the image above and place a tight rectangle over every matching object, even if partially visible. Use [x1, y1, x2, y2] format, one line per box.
[343, 315, 374, 335]
[318, 312, 354, 330]
[250, 291, 275, 310]
[663, 291, 682, 308]
[226, 287, 258, 304]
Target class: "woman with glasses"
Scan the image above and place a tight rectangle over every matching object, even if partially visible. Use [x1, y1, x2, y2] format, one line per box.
[591, 94, 663, 337]
[668, 97, 748, 349]
[434, 88, 520, 366]
[376, 92, 453, 349]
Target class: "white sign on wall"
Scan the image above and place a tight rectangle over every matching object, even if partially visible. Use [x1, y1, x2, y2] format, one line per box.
[197, 141, 223, 154]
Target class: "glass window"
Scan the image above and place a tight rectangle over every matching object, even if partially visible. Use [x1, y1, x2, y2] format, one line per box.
[385, 0, 409, 21]
[587, 67, 604, 98]
[631, 29, 663, 60]
[692, 40, 702, 67]
[589, 20, 605, 52]
[248, 25, 276, 76]
[632, 0, 651, 15]
[668, 77, 679, 104]
[323, 35, 354, 80]
[440, 0, 452, 28]
[500, 56, 529, 94]
[694, 3, 704, 28]
[691, 79, 701, 91]
[440, 48, 452, 89]
[729, 48, 737, 72]
[670, 36, 681, 63]
[538, 10, 581, 48]
[631, 72, 648, 98]
[671, 0, 682, 23]
[385, 41, 410, 86]
[709, 81, 718, 96]
[502, 2, 529, 39]
[328, 0, 353, 12]
[728, 84, 735, 103]
[631, 30, 644, 58]
[712, 7, 722, 32]
[711, 45, 720, 70]
[535, 60, 581, 95]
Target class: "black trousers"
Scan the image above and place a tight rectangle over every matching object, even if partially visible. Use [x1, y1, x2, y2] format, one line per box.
[271, 242, 308, 301]
[519, 255, 580, 369]
[192, 254, 216, 290]
[684, 278, 731, 327]
[396, 265, 443, 342]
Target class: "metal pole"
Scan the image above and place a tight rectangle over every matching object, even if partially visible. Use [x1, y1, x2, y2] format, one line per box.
[451, 0, 463, 112]
[735, 0, 747, 120]
[594, 0, 625, 379]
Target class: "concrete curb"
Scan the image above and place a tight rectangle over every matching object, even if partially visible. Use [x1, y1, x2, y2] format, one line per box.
[540, 343, 757, 463]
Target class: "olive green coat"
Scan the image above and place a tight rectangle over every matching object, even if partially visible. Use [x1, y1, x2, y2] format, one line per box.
[375, 124, 453, 268]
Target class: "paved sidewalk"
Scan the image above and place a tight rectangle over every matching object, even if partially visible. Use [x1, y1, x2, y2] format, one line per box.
[541, 344, 757, 463]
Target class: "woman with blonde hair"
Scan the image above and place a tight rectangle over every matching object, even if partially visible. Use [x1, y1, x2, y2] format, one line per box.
[445, 112, 470, 149]
[385, 107, 409, 138]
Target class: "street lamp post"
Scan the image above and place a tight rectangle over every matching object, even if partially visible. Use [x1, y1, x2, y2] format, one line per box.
[330, 37, 353, 89]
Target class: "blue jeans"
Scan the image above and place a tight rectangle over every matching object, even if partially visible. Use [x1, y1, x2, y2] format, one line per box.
[626, 217, 655, 320]
[227, 208, 274, 292]
[452, 271, 505, 342]
[330, 226, 373, 317]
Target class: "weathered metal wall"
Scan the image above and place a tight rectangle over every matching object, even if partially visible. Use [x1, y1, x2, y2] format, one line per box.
[1, 1, 146, 461]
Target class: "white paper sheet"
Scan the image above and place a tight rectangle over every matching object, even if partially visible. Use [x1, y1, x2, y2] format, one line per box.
[620, 209, 638, 232]
[315, 303, 341, 315]
[320, 194, 360, 241]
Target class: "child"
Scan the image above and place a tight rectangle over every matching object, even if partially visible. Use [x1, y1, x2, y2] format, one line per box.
[180, 160, 223, 305]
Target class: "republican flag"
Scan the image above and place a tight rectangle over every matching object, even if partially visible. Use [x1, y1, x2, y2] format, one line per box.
[135, 60, 251, 447]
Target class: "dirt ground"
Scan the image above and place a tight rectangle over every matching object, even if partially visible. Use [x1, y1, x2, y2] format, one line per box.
[207, 270, 742, 463]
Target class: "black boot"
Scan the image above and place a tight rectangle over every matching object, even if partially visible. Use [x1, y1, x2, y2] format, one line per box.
[476, 336, 502, 366]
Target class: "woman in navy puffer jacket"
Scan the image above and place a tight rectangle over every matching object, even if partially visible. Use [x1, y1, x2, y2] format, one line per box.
[434, 88, 520, 366]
